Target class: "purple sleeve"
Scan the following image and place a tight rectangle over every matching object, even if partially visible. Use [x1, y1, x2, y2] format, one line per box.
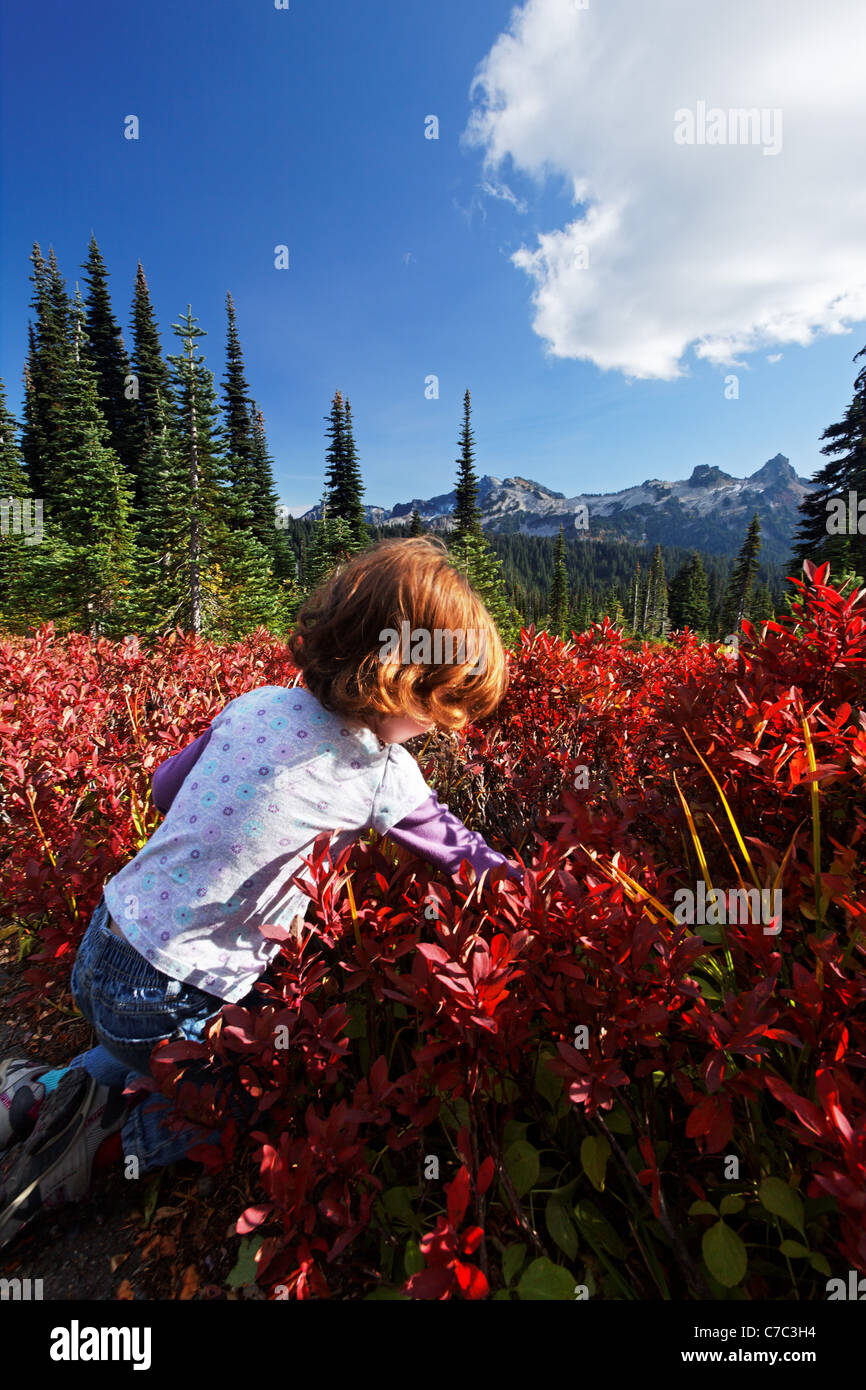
[151, 728, 213, 813]
[386, 791, 522, 881]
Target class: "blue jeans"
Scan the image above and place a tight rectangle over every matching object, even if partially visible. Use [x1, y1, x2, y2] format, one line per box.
[69, 897, 256, 1173]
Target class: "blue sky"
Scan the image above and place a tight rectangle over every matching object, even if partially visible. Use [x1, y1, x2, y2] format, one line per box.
[2, 0, 864, 515]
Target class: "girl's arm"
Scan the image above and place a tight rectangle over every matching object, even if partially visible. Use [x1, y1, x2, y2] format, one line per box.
[151, 728, 213, 813]
[386, 790, 523, 881]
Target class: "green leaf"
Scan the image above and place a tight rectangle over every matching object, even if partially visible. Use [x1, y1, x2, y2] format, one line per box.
[502, 1119, 529, 1148]
[759, 1177, 806, 1237]
[535, 1051, 564, 1107]
[573, 1199, 625, 1259]
[440, 1096, 471, 1133]
[689, 1199, 718, 1217]
[226, 1233, 265, 1289]
[403, 1238, 425, 1276]
[580, 1136, 611, 1193]
[503, 1140, 540, 1198]
[809, 1252, 831, 1276]
[605, 1104, 632, 1135]
[492, 1288, 512, 1300]
[502, 1243, 527, 1286]
[779, 1240, 810, 1259]
[702, 1220, 747, 1289]
[546, 1198, 579, 1260]
[517, 1257, 577, 1301]
[382, 1185, 417, 1228]
[719, 1195, 745, 1216]
[364, 1286, 411, 1300]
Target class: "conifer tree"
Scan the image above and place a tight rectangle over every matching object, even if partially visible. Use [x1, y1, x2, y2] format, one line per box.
[48, 289, 137, 634]
[642, 544, 668, 638]
[449, 528, 521, 647]
[129, 261, 174, 514]
[133, 386, 188, 630]
[80, 235, 137, 482]
[409, 507, 424, 536]
[251, 402, 296, 580]
[546, 524, 569, 637]
[446, 390, 518, 644]
[722, 513, 762, 634]
[164, 306, 281, 637]
[304, 501, 355, 590]
[341, 398, 369, 545]
[453, 389, 481, 538]
[20, 245, 73, 504]
[630, 561, 642, 633]
[164, 306, 226, 633]
[751, 582, 774, 624]
[322, 391, 367, 546]
[792, 342, 866, 579]
[669, 551, 709, 632]
[0, 380, 36, 624]
[221, 292, 256, 499]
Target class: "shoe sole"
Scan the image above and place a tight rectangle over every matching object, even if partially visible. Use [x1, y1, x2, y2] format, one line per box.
[0, 1057, 49, 1152]
[0, 1069, 125, 1250]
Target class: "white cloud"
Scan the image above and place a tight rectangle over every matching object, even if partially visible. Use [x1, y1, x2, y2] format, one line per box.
[767, 353, 783, 364]
[480, 178, 529, 213]
[463, 0, 866, 380]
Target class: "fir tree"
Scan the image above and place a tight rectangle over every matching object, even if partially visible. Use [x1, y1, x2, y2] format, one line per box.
[129, 261, 174, 514]
[669, 551, 709, 632]
[304, 500, 355, 590]
[630, 561, 642, 633]
[341, 398, 369, 545]
[750, 582, 774, 624]
[48, 289, 137, 634]
[219, 291, 263, 547]
[0, 380, 36, 624]
[164, 306, 226, 633]
[409, 507, 424, 536]
[251, 401, 296, 580]
[20, 244, 73, 504]
[642, 544, 668, 638]
[446, 390, 518, 644]
[322, 391, 367, 546]
[546, 524, 569, 637]
[449, 528, 521, 647]
[453, 389, 481, 538]
[722, 513, 762, 634]
[792, 342, 866, 579]
[80, 234, 137, 482]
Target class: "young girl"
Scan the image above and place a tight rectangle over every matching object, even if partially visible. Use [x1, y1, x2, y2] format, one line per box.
[0, 537, 520, 1250]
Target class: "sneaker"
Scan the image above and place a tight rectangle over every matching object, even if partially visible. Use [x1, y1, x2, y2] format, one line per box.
[0, 1067, 129, 1250]
[0, 1057, 51, 1150]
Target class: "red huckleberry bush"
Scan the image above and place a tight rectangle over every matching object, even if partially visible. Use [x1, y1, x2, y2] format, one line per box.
[0, 560, 864, 1299]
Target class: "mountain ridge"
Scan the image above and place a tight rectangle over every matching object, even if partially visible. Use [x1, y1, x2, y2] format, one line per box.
[303, 454, 814, 562]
